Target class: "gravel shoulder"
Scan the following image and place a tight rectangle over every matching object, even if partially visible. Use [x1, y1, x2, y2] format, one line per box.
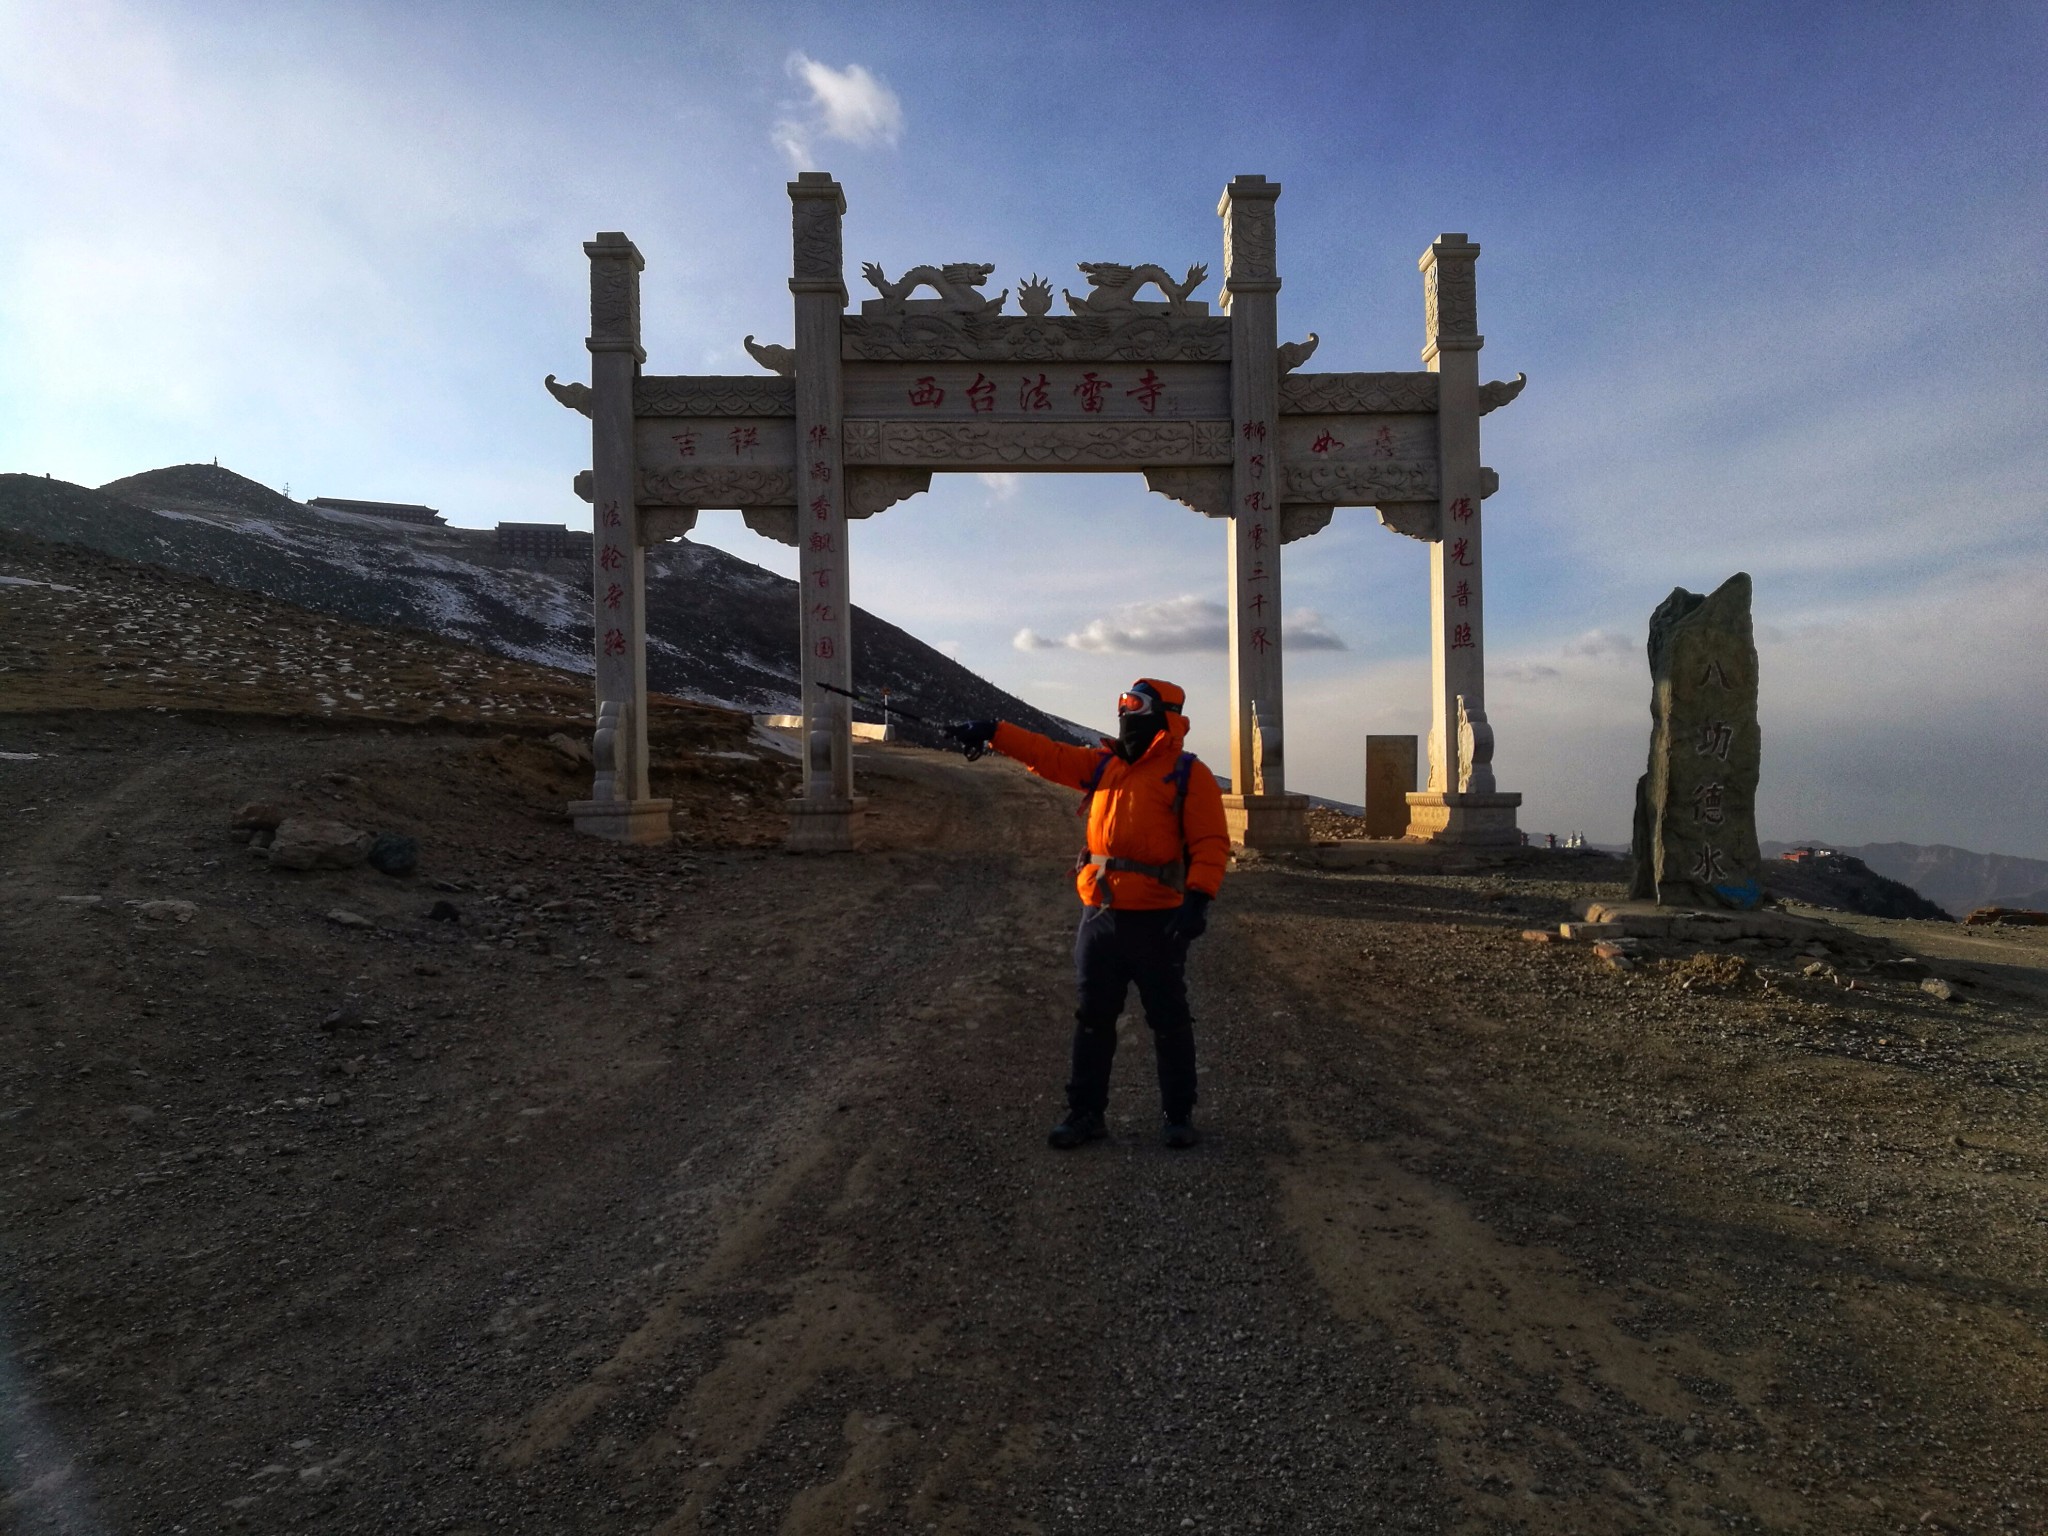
[3, 710, 2045, 1535]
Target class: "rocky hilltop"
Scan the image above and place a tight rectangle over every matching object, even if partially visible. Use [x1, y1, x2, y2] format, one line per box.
[0, 465, 1088, 745]
[1762, 848, 1953, 922]
[1764, 840, 2048, 918]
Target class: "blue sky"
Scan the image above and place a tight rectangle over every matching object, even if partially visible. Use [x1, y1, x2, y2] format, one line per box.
[4, 1, 2045, 854]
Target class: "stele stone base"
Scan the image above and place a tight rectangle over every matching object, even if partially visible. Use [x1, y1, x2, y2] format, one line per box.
[1222, 794, 1311, 852]
[786, 796, 867, 853]
[569, 798, 674, 845]
[1405, 790, 1522, 847]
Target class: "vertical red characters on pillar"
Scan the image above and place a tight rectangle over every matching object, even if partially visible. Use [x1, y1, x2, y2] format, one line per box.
[1241, 420, 1273, 647]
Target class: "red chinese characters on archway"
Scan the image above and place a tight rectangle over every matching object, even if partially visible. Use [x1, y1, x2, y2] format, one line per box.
[1124, 369, 1164, 414]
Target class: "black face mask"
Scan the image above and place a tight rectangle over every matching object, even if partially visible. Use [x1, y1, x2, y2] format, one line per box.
[1116, 712, 1164, 761]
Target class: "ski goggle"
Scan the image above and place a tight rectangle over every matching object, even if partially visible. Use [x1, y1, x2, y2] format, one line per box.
[1117, 688, 1179, 717]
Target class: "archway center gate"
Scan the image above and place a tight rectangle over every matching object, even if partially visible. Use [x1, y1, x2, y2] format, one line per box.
[551, 172, 1527, 852]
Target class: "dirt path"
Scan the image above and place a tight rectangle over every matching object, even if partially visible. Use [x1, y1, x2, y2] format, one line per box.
[3, 720, 2046, 1534]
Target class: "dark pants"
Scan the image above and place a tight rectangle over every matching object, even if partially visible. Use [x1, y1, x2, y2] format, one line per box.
[1067, 906, 1197, 1121]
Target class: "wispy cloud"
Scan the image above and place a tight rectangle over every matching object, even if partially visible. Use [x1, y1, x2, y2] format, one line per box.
[772, 55, 904, 170]
[1014, 596, 1345, 654]
[978, 472, 1021, 501]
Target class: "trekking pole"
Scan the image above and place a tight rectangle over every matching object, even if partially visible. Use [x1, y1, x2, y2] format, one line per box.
[813, 682, 988, 760]
[814, 680, 937, 726]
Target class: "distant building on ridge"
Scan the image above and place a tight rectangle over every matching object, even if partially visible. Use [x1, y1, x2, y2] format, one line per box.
[496, 522, 593, 560]
[307, 497, 446, 527]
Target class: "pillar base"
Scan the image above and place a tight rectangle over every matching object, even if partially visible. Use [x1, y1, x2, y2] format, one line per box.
[786, 795, 867, 853]
[1405, 790, 1522, 847]
[569, 798, 674, 844]
[1222, 793, 1311, 852]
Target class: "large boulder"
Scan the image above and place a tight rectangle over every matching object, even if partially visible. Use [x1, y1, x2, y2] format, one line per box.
[268, 817, 372, 871]
[1629, 573, 1763, 909]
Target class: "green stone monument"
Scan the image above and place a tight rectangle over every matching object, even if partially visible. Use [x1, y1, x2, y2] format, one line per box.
[1629, 573, 1763, 909]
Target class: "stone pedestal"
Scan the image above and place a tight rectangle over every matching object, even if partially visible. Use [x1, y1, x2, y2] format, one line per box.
[786, 795, 866, 853]
[569, 798, 673, 844]
[1223, 793, 1310, 852]
[1405, 790, 1521, 847]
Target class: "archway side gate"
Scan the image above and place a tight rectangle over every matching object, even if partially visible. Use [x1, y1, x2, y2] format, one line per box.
[550, 172, 1527, 853]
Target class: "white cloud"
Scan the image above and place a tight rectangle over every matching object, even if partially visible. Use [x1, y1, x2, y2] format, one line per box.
[1012, 596, 1345, 654]
[772, 55, 904, 170]
[1285, 608, 1348, 652]
[978, 472, 1021, 501]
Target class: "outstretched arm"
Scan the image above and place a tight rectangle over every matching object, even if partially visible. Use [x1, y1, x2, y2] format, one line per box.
[990, 721, 1110, 793]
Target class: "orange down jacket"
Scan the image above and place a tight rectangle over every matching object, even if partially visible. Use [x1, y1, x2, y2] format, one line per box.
[991, 714, 1229, 910]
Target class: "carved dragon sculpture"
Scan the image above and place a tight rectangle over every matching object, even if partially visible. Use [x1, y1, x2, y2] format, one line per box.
[742, 335, 795, 376]
[1276, 333, 1319, 374]
[1064, 262, 1210, 316]
[544, 374, 592, 418]
[859, 262, 1006, 315]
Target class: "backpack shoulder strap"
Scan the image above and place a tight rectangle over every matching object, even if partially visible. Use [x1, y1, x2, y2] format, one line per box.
[1168, 751, 1197, 821]
[1076, 749, 1116, 817]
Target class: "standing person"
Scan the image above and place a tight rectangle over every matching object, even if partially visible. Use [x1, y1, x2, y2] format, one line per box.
[948, 679, 1229, 1149]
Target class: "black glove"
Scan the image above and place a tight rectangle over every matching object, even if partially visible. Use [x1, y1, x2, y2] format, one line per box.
[947, 720, 998, 760]
[1163, 890, 1211, 945]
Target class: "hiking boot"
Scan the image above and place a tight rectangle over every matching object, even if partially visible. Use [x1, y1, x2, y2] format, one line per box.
[1161, 1118, 1201, 1150]
[1047, 1109, 1107, 1149]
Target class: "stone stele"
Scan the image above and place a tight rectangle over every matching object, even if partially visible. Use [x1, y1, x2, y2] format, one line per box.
[1628, 572, 1763, 909]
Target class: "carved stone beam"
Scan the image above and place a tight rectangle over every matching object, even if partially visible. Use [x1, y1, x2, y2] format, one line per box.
[1279, 505, 1333, 544]
[742, 507, 798, 546]
[1478, 373, 1527, 415]
[1143, 467, 1231, 519]
[639, 508, 699, 545]
[845, 468, 932, 520]
[1375, 502, 1438, 542]
[545, 374, 593, 417]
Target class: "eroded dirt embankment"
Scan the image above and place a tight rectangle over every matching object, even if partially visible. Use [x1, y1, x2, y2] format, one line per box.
[3, 710, 2046, 1535]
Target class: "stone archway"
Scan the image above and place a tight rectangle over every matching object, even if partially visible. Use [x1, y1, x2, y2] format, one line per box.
[549, 174, 1528, 852]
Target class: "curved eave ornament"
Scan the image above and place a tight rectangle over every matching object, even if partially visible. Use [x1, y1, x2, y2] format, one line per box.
[1478, 372, 1527, 416]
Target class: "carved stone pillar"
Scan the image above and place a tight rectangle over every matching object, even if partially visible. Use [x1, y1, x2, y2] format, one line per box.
[786, 172, 863, 852]
[1218, 175, 1308, 852]
[1406, 234, 1519, 846]
[570, 231, 672, 843]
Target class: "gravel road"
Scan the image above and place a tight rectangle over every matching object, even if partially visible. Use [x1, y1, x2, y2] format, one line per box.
[3, 715, 2046, 1534]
